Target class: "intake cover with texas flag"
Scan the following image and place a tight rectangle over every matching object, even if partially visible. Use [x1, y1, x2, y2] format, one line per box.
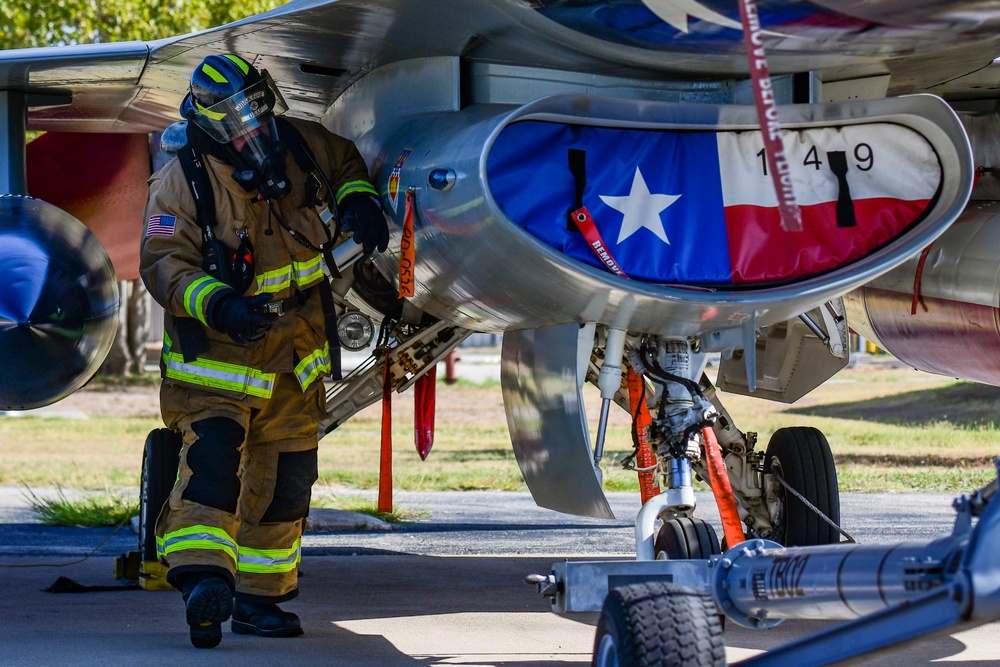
[486, 120, 941, 285]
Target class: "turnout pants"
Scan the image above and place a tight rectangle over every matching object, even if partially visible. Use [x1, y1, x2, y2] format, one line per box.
[156, 373, 323, 602]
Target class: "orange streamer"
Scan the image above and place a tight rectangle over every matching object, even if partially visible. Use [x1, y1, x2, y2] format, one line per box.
[399, 190, 415, 298]
[378, 348, 393, 513]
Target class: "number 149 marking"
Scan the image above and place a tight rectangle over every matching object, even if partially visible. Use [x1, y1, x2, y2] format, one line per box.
[756, 143, 874, 175]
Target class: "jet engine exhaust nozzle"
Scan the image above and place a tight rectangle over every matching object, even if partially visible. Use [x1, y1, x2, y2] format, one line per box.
[0, 195, 119, 410]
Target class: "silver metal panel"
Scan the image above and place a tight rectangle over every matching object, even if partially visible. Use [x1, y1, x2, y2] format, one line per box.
[0, 41, 154, 133]
[845, 201, 1000, 386]
[0, 41, 147, 87]
[466, 62, 739, 106]
[501, 324, 613, 519]
[323, 57, 460, 145]
[550, 559, 712, 613]
[0, 91, 26, 195]
[717, 301, 850, 403]
[961, 112, 1000, 201]
[355, 88, 971, 338]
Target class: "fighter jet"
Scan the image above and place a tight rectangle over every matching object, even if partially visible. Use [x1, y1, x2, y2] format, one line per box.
[3, 2, 1000, 665]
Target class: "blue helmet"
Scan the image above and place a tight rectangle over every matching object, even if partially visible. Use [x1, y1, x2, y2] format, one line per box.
[180, 54, 287, 144]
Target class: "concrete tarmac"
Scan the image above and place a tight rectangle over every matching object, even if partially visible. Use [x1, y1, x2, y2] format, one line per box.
[1, 489, 998, 666]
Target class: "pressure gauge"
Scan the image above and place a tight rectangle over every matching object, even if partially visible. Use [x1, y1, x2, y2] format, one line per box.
[337, 311, 375, 350]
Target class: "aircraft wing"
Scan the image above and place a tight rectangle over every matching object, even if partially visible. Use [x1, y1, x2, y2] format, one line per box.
[6, 0, 1000, 134]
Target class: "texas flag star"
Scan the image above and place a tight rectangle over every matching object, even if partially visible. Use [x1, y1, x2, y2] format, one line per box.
[600, 167, 681, 245]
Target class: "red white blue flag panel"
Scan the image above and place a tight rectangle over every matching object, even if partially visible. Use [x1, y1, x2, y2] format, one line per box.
[486, 120, 940, 285]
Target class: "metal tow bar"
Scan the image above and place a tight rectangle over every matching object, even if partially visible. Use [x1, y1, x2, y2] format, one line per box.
[720, 463, 1000, 666]
[532, 460, 1000, 666]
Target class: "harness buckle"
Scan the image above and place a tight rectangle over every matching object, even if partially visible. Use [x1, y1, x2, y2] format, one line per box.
[264, 300, 286, 316]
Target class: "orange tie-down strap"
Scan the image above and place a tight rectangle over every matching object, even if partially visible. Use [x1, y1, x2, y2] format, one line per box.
[703, 426, 745, 548]
[627, 368, 659, 504]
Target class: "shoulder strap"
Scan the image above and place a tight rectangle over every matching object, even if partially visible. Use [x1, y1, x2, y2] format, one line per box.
[177, 144, 216, 231]
[177, 144, 232, 283]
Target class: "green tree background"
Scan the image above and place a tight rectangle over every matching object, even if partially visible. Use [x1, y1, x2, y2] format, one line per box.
[0, 0, 285, 49]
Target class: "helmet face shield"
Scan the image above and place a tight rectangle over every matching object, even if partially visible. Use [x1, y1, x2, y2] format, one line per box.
[188, 72, 288, 144]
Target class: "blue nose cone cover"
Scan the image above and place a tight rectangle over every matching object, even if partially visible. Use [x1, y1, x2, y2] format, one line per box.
[0, 235, 49, 324]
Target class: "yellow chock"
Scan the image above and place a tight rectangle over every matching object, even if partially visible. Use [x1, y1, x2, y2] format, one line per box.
[113, 550, 141, 581]
[138, 561, 174, 591]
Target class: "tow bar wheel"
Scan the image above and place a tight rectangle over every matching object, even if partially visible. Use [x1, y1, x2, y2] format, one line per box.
[593, 582, 725, 667]
[764, 426, 841, 546]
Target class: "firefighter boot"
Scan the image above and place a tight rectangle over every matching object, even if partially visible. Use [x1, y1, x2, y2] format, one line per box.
[232, 599, 304, 637]
[183, 576, 234, 648]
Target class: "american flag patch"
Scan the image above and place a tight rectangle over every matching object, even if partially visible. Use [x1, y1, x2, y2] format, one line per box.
[146, 214, 176, 237]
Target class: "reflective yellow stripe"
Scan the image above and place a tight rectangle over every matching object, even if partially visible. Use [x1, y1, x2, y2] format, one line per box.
[162, 332, 276, 399]
[256, 266, 292, 294]
[237, 539, 301, 574]
[183, 275, 229, 325]
[256, 254, 326, 294]
[159, 524, 237, 563]
[336, 180, 378, 204]
[201, 63, 228, 84]
[293, 254, 325, 288]
[295, 343, 330, 391]
[195, 100, 227, 122]
[223, 54, 250, 75]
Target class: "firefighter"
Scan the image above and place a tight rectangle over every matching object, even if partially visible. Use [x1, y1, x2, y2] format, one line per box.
[139, 54, 388, 649]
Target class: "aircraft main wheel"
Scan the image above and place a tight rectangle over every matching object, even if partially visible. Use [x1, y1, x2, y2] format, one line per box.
[654, 517, 721, 560]
[593, 582, 726, 667]
[764, 426, 840, 547]
[139, 428, 182, 562]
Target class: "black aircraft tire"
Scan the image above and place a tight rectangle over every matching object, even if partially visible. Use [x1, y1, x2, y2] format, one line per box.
[139, 428, 182, 562]
[764, 426, 840, 547]
[654, 517, 721, 560]
[592, 582, 726, 667]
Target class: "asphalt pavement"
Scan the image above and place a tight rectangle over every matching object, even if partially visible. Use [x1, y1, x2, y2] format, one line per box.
[1, 488, 999, 666]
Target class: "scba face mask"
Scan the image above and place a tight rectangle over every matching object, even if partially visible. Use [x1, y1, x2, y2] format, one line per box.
[226, 118, 292, 200]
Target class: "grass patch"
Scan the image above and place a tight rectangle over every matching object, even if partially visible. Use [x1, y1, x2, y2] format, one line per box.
[2, 365, 999, 496]
[22, 486, 138, 527]
[311, 492, 426, 523]
[83, 372, 162, 390]
[0, 416, 162, 488]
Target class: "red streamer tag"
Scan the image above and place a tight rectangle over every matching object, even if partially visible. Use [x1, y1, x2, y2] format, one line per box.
[399, 190, 415, 297]
[737, 0, 802, 232]
[571, 206, 630, 279]
[414, 366, 436, 460]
